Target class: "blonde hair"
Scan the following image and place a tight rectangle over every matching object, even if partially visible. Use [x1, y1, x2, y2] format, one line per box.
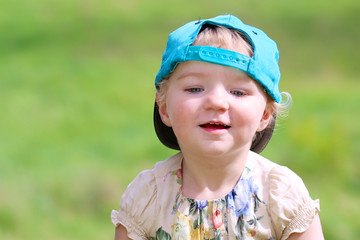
[157, 24, 291, 128]
[193, 24, 254, 56]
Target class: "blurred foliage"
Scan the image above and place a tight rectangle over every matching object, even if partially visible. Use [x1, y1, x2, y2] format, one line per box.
[0, 0, 359, 239]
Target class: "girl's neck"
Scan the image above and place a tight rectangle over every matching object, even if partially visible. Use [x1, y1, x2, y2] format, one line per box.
[181, 150, 249, 200]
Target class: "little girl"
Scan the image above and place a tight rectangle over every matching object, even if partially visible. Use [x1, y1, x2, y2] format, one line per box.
[111, 15, 324, 240]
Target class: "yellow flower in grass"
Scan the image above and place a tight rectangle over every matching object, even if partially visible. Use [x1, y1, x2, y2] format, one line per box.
[171, 211, 191, 240]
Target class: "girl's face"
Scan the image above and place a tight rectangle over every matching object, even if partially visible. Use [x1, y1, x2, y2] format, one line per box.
[157, 61, 272, 159]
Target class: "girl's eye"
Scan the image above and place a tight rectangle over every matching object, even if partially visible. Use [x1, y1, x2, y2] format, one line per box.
[186, 87, 203, 93]
[230, 90, 246, 96]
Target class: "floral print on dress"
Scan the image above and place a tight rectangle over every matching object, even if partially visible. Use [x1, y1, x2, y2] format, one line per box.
[151, 166, 273, 240]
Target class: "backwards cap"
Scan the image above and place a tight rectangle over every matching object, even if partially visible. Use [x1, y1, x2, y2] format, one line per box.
[155, 14, 282, 103]
[154, 15, 282, 153]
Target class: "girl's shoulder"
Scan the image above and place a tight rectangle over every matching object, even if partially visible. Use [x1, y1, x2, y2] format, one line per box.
[119, 152, 182, 207]
[247, 151, 306, 187]
[119, 152, 182, 197]
[247, 151, 314, 204]
[152, 152, 183, 178]
[111, 153, 183, 238]
[247, 151, 278, 171]
[111, 165, 158, 237]
[247, 151, 320, 240]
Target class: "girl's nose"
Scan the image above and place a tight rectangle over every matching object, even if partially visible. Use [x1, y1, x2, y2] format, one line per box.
[203, 87, 229, 111]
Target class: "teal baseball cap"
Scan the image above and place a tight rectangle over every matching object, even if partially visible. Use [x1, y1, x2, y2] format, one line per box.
[155, 14, 282, 103]
[154, 15, 282, 153]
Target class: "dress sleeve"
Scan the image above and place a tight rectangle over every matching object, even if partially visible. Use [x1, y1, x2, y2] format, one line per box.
[268, 165, 320, 240]
[111, 169, 157, 240]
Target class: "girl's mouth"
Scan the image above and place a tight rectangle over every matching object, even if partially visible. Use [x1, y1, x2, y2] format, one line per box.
[200, 122, 230, 130]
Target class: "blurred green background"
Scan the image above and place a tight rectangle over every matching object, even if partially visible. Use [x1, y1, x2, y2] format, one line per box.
[0, 0, 359, 239]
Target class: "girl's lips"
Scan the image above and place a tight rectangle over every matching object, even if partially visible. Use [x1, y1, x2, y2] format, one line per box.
[199, 122, 230, 130]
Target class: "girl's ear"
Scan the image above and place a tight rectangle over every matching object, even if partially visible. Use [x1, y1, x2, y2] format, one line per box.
[156, 93, 172, 127]
[257, 106, 273, 132]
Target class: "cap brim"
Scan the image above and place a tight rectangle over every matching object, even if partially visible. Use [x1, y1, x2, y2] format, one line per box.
[250, 116, 275, 153]
[153, 102, 180, 150]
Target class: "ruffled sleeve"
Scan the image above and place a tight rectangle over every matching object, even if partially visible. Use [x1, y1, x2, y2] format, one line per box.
[111, 169, 157, 240]
[268, 165, 320, 240]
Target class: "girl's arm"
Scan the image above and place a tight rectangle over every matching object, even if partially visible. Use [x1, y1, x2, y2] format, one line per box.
[114, 224, 132, 240]
[287, 213, 324, 240]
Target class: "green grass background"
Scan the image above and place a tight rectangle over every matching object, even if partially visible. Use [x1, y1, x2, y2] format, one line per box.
[0, 0, 359, 239]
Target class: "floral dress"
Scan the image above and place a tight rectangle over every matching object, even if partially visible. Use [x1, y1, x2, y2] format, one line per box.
[111, 152, 319, 240]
